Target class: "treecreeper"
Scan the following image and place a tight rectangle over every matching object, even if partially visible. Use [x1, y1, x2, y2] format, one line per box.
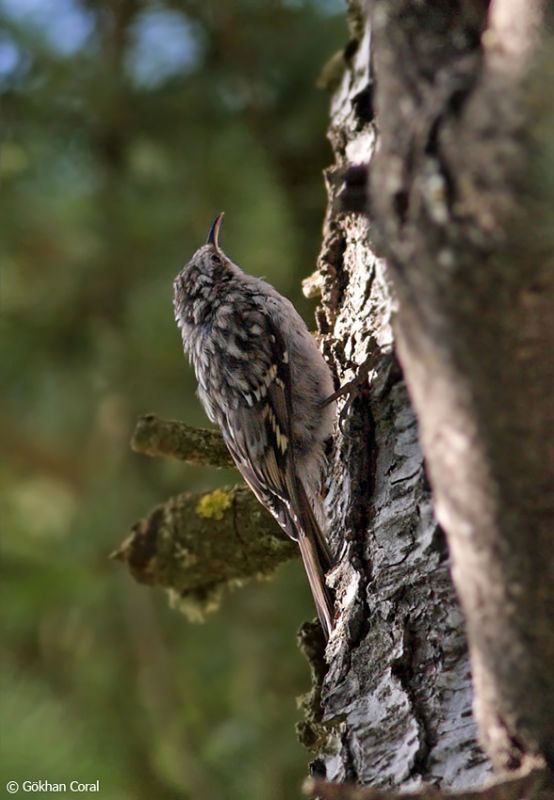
[173, 213, 337, 638]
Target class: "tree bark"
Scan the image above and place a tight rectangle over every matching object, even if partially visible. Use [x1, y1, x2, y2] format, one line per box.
[367, 0, 554, 774]
[299, 3, 489, 788]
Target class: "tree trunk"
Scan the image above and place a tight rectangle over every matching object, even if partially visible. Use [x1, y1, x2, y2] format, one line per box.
[301, 4, 488, 788]
[120, 0, 554, 792]
[306, 0, 554, 787]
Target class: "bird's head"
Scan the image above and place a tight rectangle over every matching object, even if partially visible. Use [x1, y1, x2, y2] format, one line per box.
[173, 212, 233, 324]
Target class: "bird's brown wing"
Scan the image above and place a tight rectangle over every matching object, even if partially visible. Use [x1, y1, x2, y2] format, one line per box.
[218, 315, 334, 638]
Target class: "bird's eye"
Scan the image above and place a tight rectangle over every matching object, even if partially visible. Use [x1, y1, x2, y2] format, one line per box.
[211, 253, 221, 265]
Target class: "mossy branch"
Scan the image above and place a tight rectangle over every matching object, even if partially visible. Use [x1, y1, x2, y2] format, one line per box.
[113, 485, 297, 621]
[131, 413, 233, 468]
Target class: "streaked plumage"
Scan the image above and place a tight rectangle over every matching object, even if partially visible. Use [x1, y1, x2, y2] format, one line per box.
[173, 214, 336, 637]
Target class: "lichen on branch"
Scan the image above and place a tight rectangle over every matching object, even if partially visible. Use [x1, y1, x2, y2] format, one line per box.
[112, 485, 297, 621]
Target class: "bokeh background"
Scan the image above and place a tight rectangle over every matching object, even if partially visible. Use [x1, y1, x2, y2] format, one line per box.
[0, 1, 344, 797]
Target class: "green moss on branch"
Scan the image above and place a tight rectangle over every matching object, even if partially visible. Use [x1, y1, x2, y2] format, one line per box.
[131, 414, 234, 468]
[112, 485, 297, 621]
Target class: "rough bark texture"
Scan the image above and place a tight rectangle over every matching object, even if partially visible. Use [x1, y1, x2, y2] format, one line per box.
[299, 3, 490, 788]
[367, 0, 554, 773]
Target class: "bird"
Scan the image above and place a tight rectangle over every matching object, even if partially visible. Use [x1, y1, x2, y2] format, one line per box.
[173, 213, 336, 638]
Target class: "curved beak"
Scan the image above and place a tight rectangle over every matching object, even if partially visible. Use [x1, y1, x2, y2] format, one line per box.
[206, 212, 225, 249]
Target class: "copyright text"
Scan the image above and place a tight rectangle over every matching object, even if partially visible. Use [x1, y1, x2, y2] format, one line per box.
[6, 780, 100, 794]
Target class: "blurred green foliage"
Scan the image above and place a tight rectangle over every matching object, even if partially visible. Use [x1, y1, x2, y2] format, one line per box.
[0, 1, 344, 797]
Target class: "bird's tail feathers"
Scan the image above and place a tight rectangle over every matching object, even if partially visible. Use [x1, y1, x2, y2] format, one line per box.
[290, 479, 334, 639]
[294, 479, 333, 569]
[297, 533, 334, 640]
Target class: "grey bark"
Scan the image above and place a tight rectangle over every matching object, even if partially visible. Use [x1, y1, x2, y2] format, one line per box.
[302, 4, 489, 788]
[367, 0, 554, 774]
